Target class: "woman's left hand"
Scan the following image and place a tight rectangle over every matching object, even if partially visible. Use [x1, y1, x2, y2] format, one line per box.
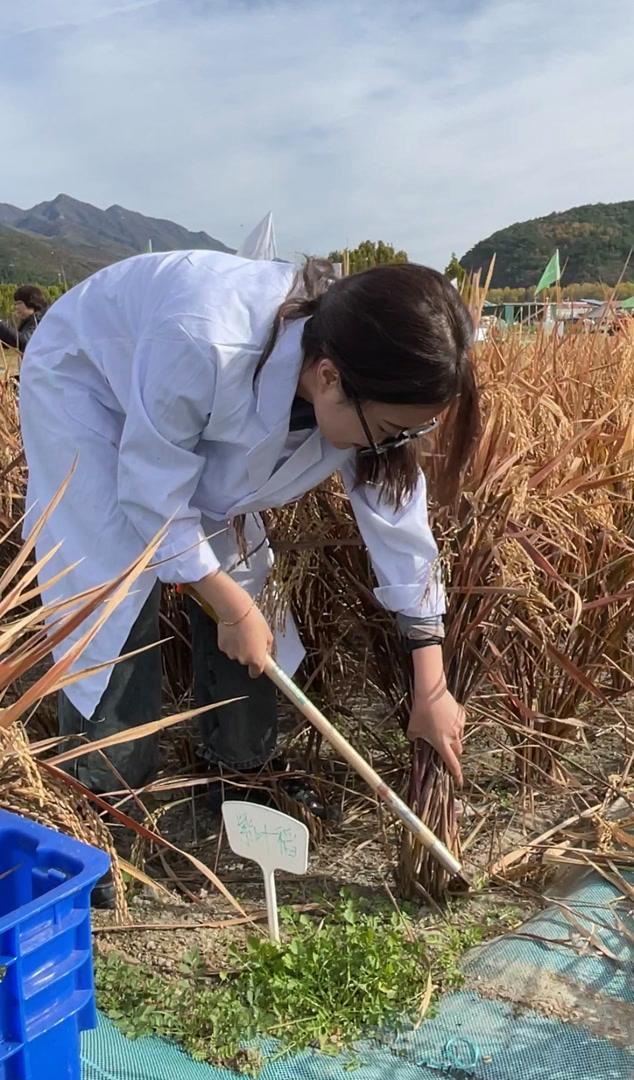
[407, 689, 465, 786]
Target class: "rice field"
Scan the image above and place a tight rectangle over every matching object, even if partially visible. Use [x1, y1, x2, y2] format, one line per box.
[1, 314, 633, 913]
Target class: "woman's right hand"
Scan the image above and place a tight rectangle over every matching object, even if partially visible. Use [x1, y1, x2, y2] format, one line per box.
[192, 571, 273, 678]
[217, 603, 274, 678]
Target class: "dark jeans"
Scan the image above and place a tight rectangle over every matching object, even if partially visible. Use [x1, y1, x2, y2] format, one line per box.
[57, 584, 278, 792]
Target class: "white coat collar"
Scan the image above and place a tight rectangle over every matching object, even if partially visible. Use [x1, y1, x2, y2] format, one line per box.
[254, 316, 308, 429]
[245, 317, 321, 491]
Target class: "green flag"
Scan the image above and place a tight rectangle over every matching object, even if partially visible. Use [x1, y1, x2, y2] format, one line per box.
[535, 249, 560, 295]
[620, 295, 634, 309]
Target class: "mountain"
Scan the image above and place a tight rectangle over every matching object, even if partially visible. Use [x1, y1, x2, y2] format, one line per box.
[0, 194, 234, 283]
[460, 200, 634, 288]
[0, 224, 109, 282]
[0, 203, 23, 228]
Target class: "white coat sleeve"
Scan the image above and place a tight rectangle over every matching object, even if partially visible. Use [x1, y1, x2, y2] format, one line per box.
[341, 460, 446, 619]
[117, 321, 221, 584]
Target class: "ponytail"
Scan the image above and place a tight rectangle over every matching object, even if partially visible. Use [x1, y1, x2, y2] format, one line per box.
[255, 258, 337, 379]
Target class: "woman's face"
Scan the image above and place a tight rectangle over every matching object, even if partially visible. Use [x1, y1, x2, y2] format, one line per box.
[14, 300, 33, 321]
[310, 358, 440, 452]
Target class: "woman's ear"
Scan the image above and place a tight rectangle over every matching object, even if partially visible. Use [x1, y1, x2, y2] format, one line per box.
[315, 358, 341, 391]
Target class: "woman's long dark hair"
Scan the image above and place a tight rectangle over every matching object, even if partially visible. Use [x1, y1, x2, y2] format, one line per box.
[259, 259, 479, 506]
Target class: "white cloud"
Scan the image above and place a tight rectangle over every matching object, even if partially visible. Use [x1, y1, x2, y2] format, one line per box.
[1, 0, 633, 266]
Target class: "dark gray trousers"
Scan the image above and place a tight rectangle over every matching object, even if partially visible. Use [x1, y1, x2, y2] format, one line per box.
[57, 585, 278, 792]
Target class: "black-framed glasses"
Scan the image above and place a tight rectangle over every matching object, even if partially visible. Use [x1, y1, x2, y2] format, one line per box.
[354, 399, 438, 458]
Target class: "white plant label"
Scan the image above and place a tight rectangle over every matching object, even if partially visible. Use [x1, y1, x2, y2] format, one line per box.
[222, 801, 310, 942]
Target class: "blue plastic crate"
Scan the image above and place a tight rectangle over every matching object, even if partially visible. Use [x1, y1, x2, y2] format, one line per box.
[0, 810, 109, 1080]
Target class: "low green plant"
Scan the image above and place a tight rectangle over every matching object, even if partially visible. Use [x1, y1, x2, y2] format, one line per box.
[96, 895, 497, 1073]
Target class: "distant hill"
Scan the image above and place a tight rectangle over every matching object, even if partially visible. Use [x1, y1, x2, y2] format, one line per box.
[0, 193, 234, 283]
[0, 203, 23, 227]
[461, 200, 634, 288]
[0, 224, 108, 282]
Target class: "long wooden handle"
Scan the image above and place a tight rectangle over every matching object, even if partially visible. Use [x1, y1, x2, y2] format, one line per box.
[262, 655, 462, 877]
[180, 586, 463, 879]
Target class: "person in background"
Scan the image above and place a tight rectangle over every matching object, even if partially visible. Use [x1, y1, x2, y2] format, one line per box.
[0, 285, 49, 352]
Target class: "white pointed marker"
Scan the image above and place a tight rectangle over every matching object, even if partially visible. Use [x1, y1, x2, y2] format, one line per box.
[237, 211, 278, 261]
[222, 801, 310, 943]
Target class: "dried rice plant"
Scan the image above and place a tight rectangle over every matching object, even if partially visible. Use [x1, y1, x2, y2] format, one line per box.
[447, 323, 634, 782]
[0, 373, 26, 556]
[1, 724, 127, 917]
[0, 468, 172, 919]
[489, 778, 634, 883]
[160, 581, 193, 707]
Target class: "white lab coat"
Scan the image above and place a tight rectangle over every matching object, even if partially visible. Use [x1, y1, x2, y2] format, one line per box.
[20, 251, 444, 719]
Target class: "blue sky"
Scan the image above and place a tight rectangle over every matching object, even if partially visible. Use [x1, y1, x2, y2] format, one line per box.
[2, 1, 632, 266]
